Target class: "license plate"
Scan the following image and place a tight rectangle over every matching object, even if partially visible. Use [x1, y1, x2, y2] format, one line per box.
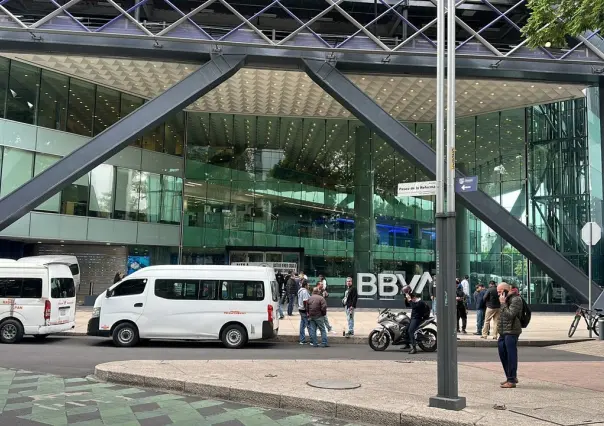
[59, 307, 69, 315]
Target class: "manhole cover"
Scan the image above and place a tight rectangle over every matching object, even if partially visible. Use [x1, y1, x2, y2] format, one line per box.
[306, 380, 361, 390]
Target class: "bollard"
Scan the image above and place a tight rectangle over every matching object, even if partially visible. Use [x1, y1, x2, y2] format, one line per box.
[599, 320, 604, 341]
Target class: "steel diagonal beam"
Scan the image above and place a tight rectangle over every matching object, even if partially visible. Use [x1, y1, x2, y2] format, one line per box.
[0, 54, 246, 231]
[99, 0, 154, 36]
[218, 0, 275, 45]
[30, 0, 84, 30]
[157, 0, 215, 38]
[276, 0, 339, 46]
[302, 58, 601, 302]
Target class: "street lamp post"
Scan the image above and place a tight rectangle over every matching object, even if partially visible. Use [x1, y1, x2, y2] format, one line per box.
[429, 0, 466, 411]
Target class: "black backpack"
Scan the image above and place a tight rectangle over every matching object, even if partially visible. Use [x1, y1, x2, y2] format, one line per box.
[519, 297, 531, 328]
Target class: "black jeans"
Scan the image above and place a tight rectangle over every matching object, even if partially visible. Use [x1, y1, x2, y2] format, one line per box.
[408, 318, 421, 346]
[498, 334, 519, 382]
[457, 304, 467, 331]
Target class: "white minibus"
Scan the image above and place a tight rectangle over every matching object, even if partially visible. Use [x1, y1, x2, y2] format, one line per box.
[88, 265, 280, 348]
[18, 256, 81, 294]
[0, 261, 77, 343]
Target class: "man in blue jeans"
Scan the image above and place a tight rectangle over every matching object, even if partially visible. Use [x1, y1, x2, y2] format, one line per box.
[286, 272, 298, 316]
[297, 280, 311, 344]
[497, 282, 523, 388]
[473, 283, 487, 335]
[342, 275, 358, 337]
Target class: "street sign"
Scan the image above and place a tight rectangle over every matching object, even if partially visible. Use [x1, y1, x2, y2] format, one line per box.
[397, 181, 437, 197]
[581, 222, 601, 246]
[455, 176, 478, 193]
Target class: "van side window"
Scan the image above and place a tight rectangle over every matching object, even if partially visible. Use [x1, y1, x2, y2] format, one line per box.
[199, 281, 217, 300]
[0, 278, 42, 298]
[219, 281, 264, 301]
[50, 278, 76, 299]
[113, 279, 147, 297]
[155, 280, 199, 300]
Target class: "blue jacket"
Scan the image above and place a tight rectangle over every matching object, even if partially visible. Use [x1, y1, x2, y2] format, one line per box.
[474, 289, 487, 310]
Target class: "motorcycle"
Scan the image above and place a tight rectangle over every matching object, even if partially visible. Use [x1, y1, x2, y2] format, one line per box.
[368, 308, 437, 352]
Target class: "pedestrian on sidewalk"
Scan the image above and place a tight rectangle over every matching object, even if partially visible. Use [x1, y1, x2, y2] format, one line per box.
[456, 280, 468, 334]
[298, 280, 311, 344]
[430, 275, 437, 318]
[307, 287, 329, 347]
[474, 283, 487, 335]
[497, 282, 523, 388]
[316, 279, 333, 333]
[286, 271, 297, 316]
[482, 280, 501, 339]
[404, 291, 431, 354]
[342, 275, 358, 337]
[461, 274, 470, 308]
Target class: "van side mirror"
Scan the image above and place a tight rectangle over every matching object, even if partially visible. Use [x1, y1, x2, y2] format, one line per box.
[106, 289, 113, 298]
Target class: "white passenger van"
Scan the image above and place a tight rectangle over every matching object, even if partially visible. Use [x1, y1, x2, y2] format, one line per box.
[88, 265, 280, 348]
[0, 261, 77, 343]
[18, 256, 81, 294]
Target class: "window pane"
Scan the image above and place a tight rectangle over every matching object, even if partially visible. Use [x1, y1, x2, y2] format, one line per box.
[94, 86, 120, 136]
[89, 164, 114, 218]
[0, 58, 9, 118]
[164, 112, 185, 156]
[138, 172, 161, 222]
[6, 61, 40, 124]
[219, 280, 264, 301]
[121, 94, 144, 147]
[112, 279, 147, 297]
[142, 125, 164, 153]
[67, 79, 94, 136]
[1, 148, 33, 197]
[0, 278, 24, 297]
[61, 173, 89, 216]
[21, 278, 43, 298]
[50, 278, 75, 298]
[155, 279, 199, 300]
[37, 70, 68, 131]
[161, 175, 182, 224]
[199, 280, 217, 300]
[114, 168, 140, 221]
[33, 153, 61, 212]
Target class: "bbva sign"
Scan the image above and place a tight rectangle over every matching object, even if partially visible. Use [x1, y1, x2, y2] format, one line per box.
[358, 272, 433, 298]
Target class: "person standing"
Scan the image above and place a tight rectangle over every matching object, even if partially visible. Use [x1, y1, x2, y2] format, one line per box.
[497, 282, 523, 388]
[429, 275, 437, 318]
[286, 272, 297, 316]
[298, 280, 311, 344]
[404, 292, 431, 354]
[342, 275, 358, 337]
[307, 287, 329, 347]
[461, 274, 470, 309]
[456, 281, 468, 334]
[316, 280, 333, 333]
[474, 284, 487, 335]
[482, 280, 501, 339]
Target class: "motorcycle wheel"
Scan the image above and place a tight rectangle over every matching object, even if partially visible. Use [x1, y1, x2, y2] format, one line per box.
[417, 329, 437, 352]
[368, 329, 390, 351]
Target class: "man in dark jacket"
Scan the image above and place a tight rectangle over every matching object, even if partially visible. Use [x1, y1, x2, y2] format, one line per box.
[404, 292, 431, 354]
[342, 275, 358, 337]
[497, 282, 523, 388]
[286, 272, 298, 316]
[482, 280, 501, 339]
[307, 287, 328, 347]
[473, 284, 487, 335]
[456, 282, 467, 334]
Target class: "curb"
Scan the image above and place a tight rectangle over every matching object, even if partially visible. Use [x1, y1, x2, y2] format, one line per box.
[93, 367, 475, 426]
[60, 332, 592, 347]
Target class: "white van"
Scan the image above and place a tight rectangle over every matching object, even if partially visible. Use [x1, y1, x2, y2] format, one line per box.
[18, 256, 81, 294]
[88, 265, 280, 348]
[0, 261, 77, 343]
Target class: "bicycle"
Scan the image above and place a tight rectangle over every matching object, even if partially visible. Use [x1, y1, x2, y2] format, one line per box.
[568, 304, 603, 338]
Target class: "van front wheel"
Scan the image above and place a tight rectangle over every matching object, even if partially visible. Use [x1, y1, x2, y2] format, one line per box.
[222, 325, 247, 349]
[112, 323, 139, 347]
[0, 319, 24, 344]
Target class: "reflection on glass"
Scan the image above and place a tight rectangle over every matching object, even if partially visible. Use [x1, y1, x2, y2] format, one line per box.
[61, 173, 89, 216]
[67, 79, 95, 136]
[142, 125, 164, 153]
[121, 94, 144, 147]
[138, 172, 161, 222]
[37, 70, 68, 131]
[114, 168, 140, 221]
[164, 112, 185, 156]
[6, 61, 40, 125]
[0, 58, 9, 119]
[94, 86, 120, 136]
[88, 164, 114, 218]
[1, 148, 33, 197]
[33, 153, 61, 212]
[161, 175, 182, 224]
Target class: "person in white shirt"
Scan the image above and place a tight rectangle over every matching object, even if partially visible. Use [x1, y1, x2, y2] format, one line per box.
[461, 275, 470, 308]
[298, 280, 311, 344]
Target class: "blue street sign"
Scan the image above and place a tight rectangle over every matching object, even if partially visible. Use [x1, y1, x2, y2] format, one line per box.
[455, 176, 478, 193]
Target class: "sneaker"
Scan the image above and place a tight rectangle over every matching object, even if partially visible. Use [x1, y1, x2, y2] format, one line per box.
[320, 344, 330, 348]
[299, 341, 308, 345]
[462, 330, 467, 334]
[473, 332, 481, 336]
[312, 344, 319, 347]
[409, 347, 417, 354]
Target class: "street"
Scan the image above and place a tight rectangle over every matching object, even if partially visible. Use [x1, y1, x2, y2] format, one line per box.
[1, 335, 601, 378]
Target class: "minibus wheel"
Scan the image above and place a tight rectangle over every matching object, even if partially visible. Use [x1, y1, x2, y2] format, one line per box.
[221, 324, 247, 349]
[0, 319, 24, 344]
[112, 322, 140, 347]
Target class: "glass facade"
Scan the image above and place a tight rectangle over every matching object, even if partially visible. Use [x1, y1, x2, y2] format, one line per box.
[0, 55, 596, 306]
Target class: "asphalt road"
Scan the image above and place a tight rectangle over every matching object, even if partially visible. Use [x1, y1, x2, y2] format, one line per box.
[1, 335, 601, 378]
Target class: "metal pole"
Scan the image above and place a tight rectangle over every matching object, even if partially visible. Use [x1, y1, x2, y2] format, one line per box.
[134, 0, 141, 22]
[429, 0, 465, 410]
[589, 225, 592, 338]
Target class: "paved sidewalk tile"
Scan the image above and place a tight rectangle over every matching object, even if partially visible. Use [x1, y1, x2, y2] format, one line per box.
[0, 367, 367, 426]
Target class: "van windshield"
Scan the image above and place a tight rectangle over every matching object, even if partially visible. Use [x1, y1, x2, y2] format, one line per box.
[51, 278, 76, 299]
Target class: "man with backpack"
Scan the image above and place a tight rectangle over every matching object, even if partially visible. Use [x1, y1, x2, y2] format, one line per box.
[497, 282, 531, 389]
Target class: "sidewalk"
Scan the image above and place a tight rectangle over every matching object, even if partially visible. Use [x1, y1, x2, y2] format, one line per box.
[71, 307, 594, 346]
[95, 355, 604, 426]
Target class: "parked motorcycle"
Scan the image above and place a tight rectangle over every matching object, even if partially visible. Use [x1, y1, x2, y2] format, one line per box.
[368, 308, 437, 352]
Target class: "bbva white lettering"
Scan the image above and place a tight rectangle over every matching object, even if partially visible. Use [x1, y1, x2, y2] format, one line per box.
[357, 272, 433, 298]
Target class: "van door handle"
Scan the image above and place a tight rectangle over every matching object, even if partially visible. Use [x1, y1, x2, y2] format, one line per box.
[134, 303, 143, 307]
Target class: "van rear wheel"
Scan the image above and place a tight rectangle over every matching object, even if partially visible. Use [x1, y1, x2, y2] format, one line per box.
[112, 323, 139, 347]
[0, 319, 24, 344]
[221, 324, 247, 349]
